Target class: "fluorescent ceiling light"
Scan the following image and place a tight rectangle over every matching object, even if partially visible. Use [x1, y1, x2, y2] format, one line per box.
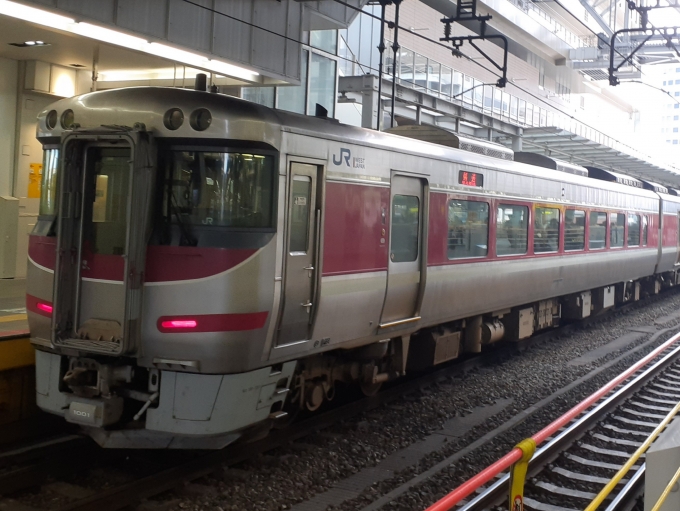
[0, 0, 259, 82]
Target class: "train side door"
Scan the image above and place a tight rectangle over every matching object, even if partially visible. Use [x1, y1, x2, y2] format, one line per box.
[380, 173, 427, 328]
[277, 162, 322, 345]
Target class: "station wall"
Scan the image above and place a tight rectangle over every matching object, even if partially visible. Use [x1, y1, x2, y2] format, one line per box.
[0, 57, 17, 198]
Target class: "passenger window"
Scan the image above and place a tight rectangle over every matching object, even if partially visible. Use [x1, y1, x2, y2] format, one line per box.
[628, 214, 641, 246]
[610, 213, 625, 247]
[534, 207, 560, 253]
[448, 200, 489, 259]
[290, 176, 311, 253]
[496, 204, 528, 256]
[391, 195, 419, 262]
[642, 216, 648, 245]
[565, 210, 585, 250]
[589, 211, 607, 249]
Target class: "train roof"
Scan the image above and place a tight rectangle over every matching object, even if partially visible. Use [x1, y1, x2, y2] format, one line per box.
[37, 87, 659, 201]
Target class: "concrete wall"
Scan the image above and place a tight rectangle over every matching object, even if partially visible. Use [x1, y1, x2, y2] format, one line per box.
[0, 57, 18, 198]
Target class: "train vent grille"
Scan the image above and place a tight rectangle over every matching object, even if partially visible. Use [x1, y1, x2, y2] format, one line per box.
[460, 142, 513, 160]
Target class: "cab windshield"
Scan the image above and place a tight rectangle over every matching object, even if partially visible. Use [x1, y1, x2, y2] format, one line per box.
[162, 150, 274, 230]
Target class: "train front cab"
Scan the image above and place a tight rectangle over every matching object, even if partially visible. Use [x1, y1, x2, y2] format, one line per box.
[29, 126, 300, 448]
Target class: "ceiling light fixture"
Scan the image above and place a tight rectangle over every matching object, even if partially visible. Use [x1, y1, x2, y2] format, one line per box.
[0, 0, 259, 82]
[8, 40, 50, 47]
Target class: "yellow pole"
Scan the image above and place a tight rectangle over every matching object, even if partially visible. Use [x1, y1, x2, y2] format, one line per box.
[508, 438, 536, 511]
[650, 465, 680, 511]
[585, 401, 680, 511]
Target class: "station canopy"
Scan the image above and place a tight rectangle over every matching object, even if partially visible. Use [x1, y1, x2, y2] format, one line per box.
[510, 127, 680, 188]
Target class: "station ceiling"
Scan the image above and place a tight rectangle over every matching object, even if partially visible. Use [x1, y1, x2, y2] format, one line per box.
[0, 13, 257, 88]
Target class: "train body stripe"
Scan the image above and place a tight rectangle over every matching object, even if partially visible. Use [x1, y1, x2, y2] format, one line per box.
[156, 312, 269, 333]
[26, 294, 53, 319]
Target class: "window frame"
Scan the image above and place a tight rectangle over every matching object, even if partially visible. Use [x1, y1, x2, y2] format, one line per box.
[588, 210, 608, 251]
[495, 201, 530, 257]
[446, 197, 491, 261]
[564, 208, 586, 252]
[157, 144, 279, 234]
[532, 205, 561, 255]
[609, 211, 626, 249]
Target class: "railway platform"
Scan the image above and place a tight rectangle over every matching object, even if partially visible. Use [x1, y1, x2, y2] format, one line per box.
[0, 278, 39, 444]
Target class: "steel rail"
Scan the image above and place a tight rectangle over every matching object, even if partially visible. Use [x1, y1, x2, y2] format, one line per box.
[426, 330, 680, 511]
[585, 400, 680, 510]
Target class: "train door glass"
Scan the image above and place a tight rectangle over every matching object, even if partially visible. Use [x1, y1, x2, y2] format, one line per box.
[277, 163, 320, 345]
[76, 147, 130, 335]
[381, 175, 424, 326]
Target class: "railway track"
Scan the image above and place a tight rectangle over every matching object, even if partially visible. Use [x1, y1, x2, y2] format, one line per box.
[0, 291, 678, 511]
[435, 330, 680, 511]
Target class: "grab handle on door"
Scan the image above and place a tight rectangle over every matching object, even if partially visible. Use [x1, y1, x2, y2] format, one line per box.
[301, 301, 313, 314]
[303, 265, 314, 270]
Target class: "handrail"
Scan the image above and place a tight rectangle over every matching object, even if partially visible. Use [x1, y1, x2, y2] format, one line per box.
[585, 401, 680, 510]
[424, 331, 680, 511]
[650, 465, 680, 511]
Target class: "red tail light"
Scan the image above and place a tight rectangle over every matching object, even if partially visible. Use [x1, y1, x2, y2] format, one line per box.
[37, 302, 53, 313]
[160, 319, 197, 329]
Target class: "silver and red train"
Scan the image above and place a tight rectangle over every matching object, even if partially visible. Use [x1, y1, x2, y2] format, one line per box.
[27, 86, 680, 448]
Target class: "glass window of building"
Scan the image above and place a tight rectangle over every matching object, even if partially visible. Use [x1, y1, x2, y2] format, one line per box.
[414, 53, 428, 90]
[463, 75, 473, 104]
[502, 92, 510, 117]
[242, 87, 274, 108]
[278, 49, 308, 114]
[497, 205, 528, 255]
[483, 84, 493, 111]
[493, 87, 502, 113]
[310, 30, 338, 54]
[399, 48, 415, 86]
[474, 79, 484, 108]
[519, 100, 526, 123]
[510, 96, 518, 119]
[526, 103, 534, 126]
[452, 70, 463, 98]
[429, 60, 441, 94]
[448, 200, 489, 259]
[308, 52, 336, 117]
[442, 66, 453, 97]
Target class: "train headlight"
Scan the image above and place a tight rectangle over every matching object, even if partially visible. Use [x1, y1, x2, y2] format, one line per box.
[46, 110, 57, 130]
[163, 108, 184, 130]
[190, 108, 211, 131]
[60, 109, 75, 129]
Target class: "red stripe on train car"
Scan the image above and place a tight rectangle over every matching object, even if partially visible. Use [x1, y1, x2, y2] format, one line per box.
[26, 294, 53, 318]
[156, 312, 269, 333]
[322, 182, 389, 276]
[145, 246, 257, 282]
[28, 236, 257, 282]
[28, 235, 56, 269]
